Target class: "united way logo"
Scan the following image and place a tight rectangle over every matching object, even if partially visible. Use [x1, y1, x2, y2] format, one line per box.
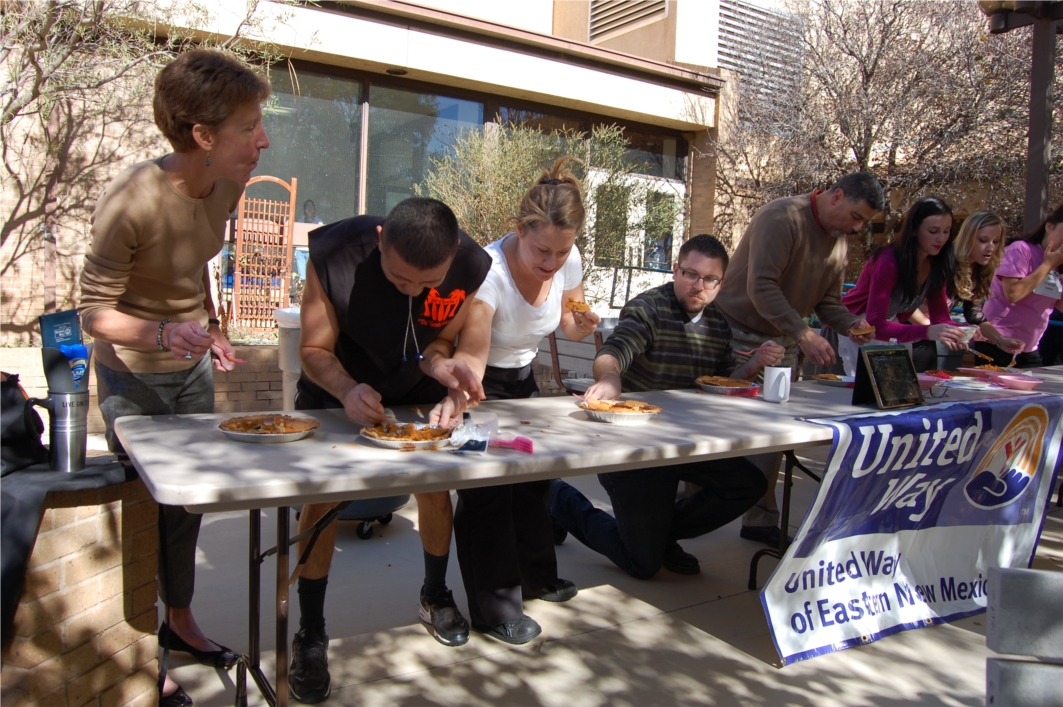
[964, 404, 1048, 509]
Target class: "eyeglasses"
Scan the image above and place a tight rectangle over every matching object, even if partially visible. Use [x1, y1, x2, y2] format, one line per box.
[676, 265, 723, 290]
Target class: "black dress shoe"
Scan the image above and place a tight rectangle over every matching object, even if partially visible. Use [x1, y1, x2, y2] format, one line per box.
[740, 525, 792, 547]
[662, 541, 700, 575]
[159, 623, 240, 670]
[474, 615, 542, 645]
[524, 578, 578, 603]
[159, 685, 193, 707]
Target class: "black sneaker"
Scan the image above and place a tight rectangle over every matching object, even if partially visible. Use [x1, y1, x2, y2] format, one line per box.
[740, 525, 792, 548]
[418, 587, 470, 647]
[289, 629, 330, 704]
[474, 615, 542, 645]
[524, 578, 578, 603]
[662, 541, 700, 575]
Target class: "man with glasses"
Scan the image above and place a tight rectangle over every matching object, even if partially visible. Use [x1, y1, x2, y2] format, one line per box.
[714, 172, 884, 548]
[547, 235, 781, 579]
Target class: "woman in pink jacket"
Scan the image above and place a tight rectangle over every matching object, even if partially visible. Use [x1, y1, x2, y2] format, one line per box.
[840, 196, 965, 372]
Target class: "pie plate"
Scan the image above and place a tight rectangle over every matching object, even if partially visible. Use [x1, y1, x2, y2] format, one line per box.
[697, 381, 760, 397]
[359, 425, 452, 449]
[577, 403, 658, 426]
[218, 425, 317, 444]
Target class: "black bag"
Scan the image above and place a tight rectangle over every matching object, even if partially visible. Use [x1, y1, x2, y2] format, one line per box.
[1, 372, 48, 476]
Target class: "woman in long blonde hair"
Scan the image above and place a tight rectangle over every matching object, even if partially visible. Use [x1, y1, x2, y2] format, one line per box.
[436, 157, 597, 644]
[952, 210, 1023, 354]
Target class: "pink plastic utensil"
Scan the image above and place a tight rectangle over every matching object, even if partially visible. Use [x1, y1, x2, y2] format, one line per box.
[572, 393, 588, 403]
[489, 436, 534, 453]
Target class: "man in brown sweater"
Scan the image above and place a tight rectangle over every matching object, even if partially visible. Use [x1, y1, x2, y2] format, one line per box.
[714, 171, 885, 546]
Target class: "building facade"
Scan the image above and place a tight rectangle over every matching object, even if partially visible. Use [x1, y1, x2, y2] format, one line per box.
[2, 0, 762, 340]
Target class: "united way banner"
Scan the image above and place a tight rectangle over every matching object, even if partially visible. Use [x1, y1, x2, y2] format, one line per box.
[762, 395, 1063, 665]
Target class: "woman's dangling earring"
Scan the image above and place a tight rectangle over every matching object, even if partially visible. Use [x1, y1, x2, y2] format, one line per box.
[205, 151, 211, 167]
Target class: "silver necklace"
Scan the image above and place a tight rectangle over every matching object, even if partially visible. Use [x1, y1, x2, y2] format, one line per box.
[401, 295, 423, 362]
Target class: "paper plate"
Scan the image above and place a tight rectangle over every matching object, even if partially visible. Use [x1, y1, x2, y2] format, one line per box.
[959, 367, 1017, 378]
[940, 379, 993, 390]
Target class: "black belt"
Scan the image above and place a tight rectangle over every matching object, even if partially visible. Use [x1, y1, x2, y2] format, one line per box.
[484, 363, 533, 383]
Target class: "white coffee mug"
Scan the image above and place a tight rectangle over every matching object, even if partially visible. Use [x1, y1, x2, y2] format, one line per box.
[763, 366, 791, 403]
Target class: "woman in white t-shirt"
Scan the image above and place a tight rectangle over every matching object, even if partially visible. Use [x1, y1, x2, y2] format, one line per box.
[451, 159, 599, 644]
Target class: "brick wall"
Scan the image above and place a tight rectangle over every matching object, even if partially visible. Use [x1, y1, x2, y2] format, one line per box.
[0, 478, 160, 707]
[212, 345, 284, 413]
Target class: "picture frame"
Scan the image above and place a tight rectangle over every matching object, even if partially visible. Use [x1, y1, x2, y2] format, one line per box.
[852, 344, 924, 410]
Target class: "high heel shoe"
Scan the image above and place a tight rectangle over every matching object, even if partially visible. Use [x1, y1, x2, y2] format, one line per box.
[159, 685, 193, 707]
[158, 622, 239, 670]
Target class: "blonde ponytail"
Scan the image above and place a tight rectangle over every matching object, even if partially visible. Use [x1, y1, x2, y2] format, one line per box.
[515, 157, 585, 234]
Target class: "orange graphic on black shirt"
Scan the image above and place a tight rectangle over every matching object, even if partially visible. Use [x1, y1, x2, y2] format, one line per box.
[420, 288, 466, 328]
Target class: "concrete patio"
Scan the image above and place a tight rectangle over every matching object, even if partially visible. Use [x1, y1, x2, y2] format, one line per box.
[145, 442, 1062, 707]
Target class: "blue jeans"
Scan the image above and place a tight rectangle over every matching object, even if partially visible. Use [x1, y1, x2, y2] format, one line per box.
[549, 458, 767, 579]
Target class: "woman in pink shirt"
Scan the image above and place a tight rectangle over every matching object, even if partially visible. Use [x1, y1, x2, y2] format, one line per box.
[976, 204, 1063, 368]
[840, 196, 965, 371]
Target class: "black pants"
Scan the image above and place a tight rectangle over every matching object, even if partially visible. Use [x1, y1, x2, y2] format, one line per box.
[550, 457, 766, 580]
[453, 365, 558, 627]
[910, 339, 938, 372]
[1039, 311, 1063, 366]
[971, 341, 1042, 369]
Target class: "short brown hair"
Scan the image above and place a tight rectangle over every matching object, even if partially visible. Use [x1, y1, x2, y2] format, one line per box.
[516, 157, 585, 234]
[153, 48, 271, 152]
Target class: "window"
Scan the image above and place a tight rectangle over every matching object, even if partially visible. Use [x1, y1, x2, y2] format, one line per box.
[624, 129, 682, 180]
[593, 184, 631, 267]
[497, 107, 583, 134]
[252, 69, 363, 223]
[366, 86, 483, 215]
[643, 192, 676, 271]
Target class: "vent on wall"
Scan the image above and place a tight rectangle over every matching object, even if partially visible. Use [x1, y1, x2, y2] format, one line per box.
[589, 0, 668, 42]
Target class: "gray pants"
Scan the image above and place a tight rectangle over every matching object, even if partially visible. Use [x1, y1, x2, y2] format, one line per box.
[729, 326, 801, 529]
[96, 357, 214, 609]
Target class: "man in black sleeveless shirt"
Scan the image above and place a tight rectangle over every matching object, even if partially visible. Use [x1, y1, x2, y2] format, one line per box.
[290, 199, 490, 703]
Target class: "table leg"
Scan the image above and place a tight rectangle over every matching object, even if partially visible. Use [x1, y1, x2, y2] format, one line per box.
[277, 506, 290, 707]
[747, 451, 821, 590]
[237, 509, 277, 706]
[237, 502, 352, 706]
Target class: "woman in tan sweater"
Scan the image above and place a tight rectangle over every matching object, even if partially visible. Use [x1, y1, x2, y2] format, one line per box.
[79, 49, 270, 707]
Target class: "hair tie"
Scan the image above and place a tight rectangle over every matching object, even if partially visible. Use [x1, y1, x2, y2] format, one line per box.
[539, 177, 563, 186]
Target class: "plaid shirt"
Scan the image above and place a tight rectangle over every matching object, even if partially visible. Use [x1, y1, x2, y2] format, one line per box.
[599, 283, 737, 393]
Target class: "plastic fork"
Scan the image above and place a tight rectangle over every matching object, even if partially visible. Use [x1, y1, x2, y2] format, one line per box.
[489, 436, 534, 454]
[734, 343, 772, 356]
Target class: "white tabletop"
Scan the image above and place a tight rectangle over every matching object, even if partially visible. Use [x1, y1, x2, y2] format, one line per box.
[1025, 365, 1063, 395]
[113, 381, 1034, 514]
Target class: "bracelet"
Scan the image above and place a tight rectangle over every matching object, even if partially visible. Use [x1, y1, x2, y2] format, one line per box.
[157, 319, 172, 351]
[207, 318, 221, 326]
